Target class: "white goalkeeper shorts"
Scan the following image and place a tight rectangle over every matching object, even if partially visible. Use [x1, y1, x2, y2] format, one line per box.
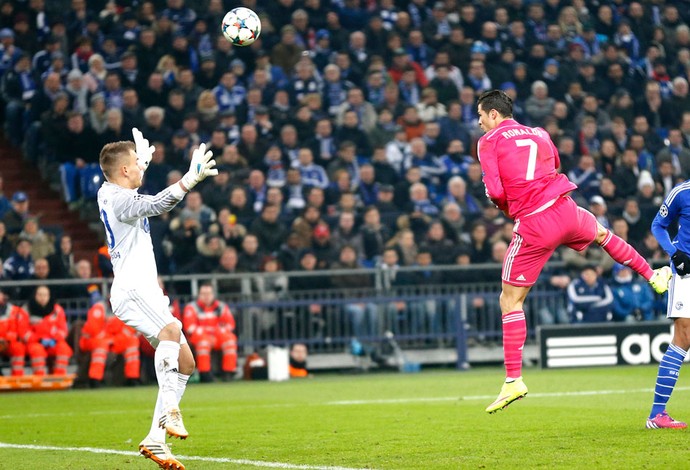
[667, 272, 690, 319]
[110, 287, 187, 348]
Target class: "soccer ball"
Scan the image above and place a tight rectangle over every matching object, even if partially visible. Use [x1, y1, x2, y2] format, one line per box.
[222, 7, 261, 46]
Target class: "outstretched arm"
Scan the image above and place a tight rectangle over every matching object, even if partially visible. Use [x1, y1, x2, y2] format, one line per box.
[116, 143, 218, 223]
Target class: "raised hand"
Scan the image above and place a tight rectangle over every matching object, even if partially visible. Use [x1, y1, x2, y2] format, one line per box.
[180, 143, 218, 191]
[132, 127, 155, 171]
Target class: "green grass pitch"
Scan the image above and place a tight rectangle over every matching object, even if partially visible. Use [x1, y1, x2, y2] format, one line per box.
[1, 365, 689, 469]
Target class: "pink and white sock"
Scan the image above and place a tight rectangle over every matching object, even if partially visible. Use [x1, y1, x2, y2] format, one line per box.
[599, 230, 653, 280]
[503, 311, 526, 380]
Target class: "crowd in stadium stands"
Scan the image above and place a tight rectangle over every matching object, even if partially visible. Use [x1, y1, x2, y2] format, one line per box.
[0, 0, 687, 331]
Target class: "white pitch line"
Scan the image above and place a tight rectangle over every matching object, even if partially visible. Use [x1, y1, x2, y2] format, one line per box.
[0, 442, 371, 470]
[326, 386, 690, 405]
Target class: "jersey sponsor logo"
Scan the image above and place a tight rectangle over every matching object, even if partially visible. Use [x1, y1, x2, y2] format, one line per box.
[660, 204, 668, 217]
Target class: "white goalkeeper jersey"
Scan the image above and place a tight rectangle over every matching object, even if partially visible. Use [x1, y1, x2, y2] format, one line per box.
[97, 182, 184, 293]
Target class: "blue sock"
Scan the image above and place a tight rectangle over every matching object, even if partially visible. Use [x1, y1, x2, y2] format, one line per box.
[650, 343, 687, 419]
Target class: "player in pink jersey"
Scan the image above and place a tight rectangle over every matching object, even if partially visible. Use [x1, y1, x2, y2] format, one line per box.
[476, 90, 672, 413]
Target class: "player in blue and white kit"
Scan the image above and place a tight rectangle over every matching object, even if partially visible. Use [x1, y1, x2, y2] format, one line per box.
[647, 181, 690, 429]
[98, 128, 217, 469]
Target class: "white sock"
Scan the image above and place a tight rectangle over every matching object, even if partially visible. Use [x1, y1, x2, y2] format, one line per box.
[148, 389, 166, 442]
[176, 373, 190, 405]
[155, 341, 180, 413]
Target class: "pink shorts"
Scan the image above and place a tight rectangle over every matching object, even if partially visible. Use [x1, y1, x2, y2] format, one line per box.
[502, 196, 598, 287]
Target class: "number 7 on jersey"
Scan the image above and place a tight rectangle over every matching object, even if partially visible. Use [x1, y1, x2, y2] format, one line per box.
[516, 138, 537, 181]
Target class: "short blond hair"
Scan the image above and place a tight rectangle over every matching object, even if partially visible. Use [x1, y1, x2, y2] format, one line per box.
[99, 141, 135, 179]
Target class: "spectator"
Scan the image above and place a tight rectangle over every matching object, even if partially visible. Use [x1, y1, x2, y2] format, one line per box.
[82, 54, 106, 94]
[444, 176, 483, 223]
[238, 233, 264, 272]
[622, 198, 652, 247]
[288, 248, 332, 291]
[388, 228, 418, 266]
[70, 259, 102, 304]
[569, 155, 602, 204]
[183, 234, 225, 274]
[3, 191, 30, 234]
[372, 146, 399, 186]
[567, 266, 614, 323]
[79, 300, 141, 388]
[276, 232, 302, 272]
[99, 108, 126, 146]
[249, 204, 289, 254]
[237, 123, 269, 168]
[1, 53, 34, 146]
[211, 246, 242, 294]
[87, 93, 108, 135]
[331, 244, 377, 340]
[420, 221, 457, 265]
[336, 87, 378, 133]
[311, 223, 336, 269]
[212, 206, 245, 251]
[55, 112, 100, 172]
[468, 222, 492, 264]
[271, 25, 304, 76]
[440, 202, 464, 243]
[406, 181, 439, 219]
[65, 69, 88, 115]
[294, 148, 329, 190]
[656, 128, 690, 178]
[335, 110, 373, 157]
[227, 187, 254, 219]
[402, 138, 445, 188]
[170, 209, 204, 272]
[19, 218, 54, 260]
[612, 148, 642, 199]
[4, 238, 34, 282]
[24, 285, 72, 375]
[416, 88, 447, 123]
[47, 235, 75, 279]
[183, 283, 237, 382]
[142, 106, 172, 144]
[178, 191, 216, 232]
[611, 263, 655, 322]
[525, 80, 555, 127]
[331, 211, 364, 256]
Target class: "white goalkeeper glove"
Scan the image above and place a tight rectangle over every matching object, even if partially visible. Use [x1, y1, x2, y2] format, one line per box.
[132, 127, 154, 171]
[180, 143, 218, 191]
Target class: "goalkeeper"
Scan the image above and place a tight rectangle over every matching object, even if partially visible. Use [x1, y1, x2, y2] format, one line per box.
[646, 182, 690, 430]
[97, 128, 217, 470]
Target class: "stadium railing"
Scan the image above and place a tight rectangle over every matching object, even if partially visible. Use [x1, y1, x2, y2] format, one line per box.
[0, 263, 574, 368]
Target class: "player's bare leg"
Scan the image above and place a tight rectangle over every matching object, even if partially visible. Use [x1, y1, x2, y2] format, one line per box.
[486, 283, 530, 413]
[594, 223, 671, 294]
